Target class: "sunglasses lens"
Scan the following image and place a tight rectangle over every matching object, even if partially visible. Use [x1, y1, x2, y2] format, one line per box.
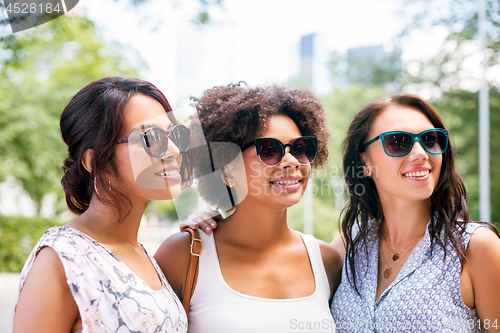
[258, 139, 282, 166]
[171, 125, 191, 153]
[422, 130, 447, 154]
[144, 128, 168, 157]
[383, 133, 412, 156]
[292, 138, 316, 164]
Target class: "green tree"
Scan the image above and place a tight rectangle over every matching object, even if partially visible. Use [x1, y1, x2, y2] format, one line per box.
[0, 15, 146, 213]
[398, 0, 500, 224]
[436, 89, 500, 223]
[311, 85, 387, 235]
[0, 0, 225, 28]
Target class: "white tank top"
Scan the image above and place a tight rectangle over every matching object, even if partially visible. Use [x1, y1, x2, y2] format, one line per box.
[188, 231, 336, 333]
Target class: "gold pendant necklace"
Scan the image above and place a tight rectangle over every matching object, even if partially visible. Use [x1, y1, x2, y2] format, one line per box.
[381, 232, 425, 279]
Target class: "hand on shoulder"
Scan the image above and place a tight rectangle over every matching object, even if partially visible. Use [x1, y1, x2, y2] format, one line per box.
[179, 209, 221, 234]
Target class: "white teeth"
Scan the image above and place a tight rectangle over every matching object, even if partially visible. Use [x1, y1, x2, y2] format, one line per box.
[404, 170, 430, 178]
[271, 180, 300, 186]
[156, 170, 179, 176]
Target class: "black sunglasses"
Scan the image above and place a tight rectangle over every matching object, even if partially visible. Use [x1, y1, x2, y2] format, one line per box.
[242, 136, 318, 167]
[363, 129, 448, 157]
[116, 124, 191, 157]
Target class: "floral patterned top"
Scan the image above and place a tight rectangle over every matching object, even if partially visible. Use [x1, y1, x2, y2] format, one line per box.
[331, 220, 485, 333]
[17, 226, 188, 333]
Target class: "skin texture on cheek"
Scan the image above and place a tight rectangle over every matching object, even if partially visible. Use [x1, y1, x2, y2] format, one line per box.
[362, 105, 443, 203]
[240, 115, 312, 207]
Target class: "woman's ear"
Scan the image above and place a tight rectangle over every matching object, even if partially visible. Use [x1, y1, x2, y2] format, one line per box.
[360, 154, 372, 177]
[81, 149, 94, 173]
[221, 165, 236, 187]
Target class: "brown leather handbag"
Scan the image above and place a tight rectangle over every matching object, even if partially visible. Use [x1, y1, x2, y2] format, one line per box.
[182, 227, 202, 313]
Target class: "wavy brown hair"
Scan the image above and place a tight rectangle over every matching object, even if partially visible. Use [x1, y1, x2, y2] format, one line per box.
[60, 77, 192, 221]
[341, 93, 478, 295]
[190, 82, 331, 209]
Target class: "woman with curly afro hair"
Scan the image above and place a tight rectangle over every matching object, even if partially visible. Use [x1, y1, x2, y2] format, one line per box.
[155, 82, 343, 332]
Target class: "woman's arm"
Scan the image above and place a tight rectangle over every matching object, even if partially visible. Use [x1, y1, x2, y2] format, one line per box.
[154, 232, 194, 302]
[330, 233, 346, 262]
[318, 241, 343, 301]
[13, 247, 79, 333]
[465, 227, 500, 332]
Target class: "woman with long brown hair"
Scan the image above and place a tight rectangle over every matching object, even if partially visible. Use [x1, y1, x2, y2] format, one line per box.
[331, 93, 500, 332]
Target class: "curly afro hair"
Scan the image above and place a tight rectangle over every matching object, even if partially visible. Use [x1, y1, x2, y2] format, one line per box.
[189, 82, 330, 210]
[191, 82, 330, 166]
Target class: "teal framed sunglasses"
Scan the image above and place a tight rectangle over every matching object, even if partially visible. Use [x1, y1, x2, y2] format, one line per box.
[363, 129, 448, 157]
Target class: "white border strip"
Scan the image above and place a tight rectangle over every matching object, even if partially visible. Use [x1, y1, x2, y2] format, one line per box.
[61, 0, 68, 14]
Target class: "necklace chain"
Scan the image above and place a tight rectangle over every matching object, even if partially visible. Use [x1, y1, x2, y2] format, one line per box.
[380, 232, 425, 279]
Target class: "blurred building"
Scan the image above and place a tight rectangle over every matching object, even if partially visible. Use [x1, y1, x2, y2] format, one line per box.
[288, 33, 333, 96]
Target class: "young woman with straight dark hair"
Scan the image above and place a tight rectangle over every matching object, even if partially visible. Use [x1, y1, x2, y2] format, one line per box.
[331, 93, 500, 332]
[14, 77, 192, 333]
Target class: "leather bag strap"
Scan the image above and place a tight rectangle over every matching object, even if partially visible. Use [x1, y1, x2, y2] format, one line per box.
[182, 227, 202, 313]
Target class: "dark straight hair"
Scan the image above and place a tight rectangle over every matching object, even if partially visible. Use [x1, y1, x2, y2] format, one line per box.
[60, 77, 192, 222]
[341, 93, 477, 295]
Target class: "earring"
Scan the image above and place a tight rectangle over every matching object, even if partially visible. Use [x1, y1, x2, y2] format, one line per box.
[226, 180, 235, 188]
[365, 169, 371, 177]
[94, 177, 111, 195]
[94, 177, 100, 195]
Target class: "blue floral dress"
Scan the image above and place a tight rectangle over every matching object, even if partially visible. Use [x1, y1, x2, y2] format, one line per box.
[331, 220, 485, 333]
[17, 226, 187, 333]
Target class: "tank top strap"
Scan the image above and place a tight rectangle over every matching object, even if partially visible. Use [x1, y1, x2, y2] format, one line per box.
[299, 232, 330, 297]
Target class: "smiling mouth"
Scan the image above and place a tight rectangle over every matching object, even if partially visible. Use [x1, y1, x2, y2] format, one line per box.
[403, 170, 430, 178]
[155, 169, 179, 177]
[270, 179, 301, 186]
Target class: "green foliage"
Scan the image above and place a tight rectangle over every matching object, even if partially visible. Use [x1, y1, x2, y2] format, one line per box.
[286, 196, 338, 243]
[436, 88, 500, 227]
[0, 0, 225, 27]
[398, 0, 500, 224]
[318, 86, 387, 181]
[0, 214, 64, 272]
[147, 200, 179, 221]
[346, 51, 402, 89]
[0, 15, 146, 213]
[397, 0, 500, 52]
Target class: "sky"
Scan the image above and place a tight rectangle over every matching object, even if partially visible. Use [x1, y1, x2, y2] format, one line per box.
[81, 0, 406, 109]
[0, 0, 423, 216]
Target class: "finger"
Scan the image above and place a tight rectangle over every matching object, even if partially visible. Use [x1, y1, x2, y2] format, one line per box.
[192, 210, 218, 229]
[179, 221, 200, 231]
[183, 216, 213, 234]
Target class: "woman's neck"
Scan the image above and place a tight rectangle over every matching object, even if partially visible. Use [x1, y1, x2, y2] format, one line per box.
[215, 201, 294, 250]
[67, 197, 148, 247]
[378, 197, 431, 248]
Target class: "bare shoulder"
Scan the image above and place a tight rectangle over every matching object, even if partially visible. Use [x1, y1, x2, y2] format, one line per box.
[155, 231, 193, 260]
[467, 226, 500, 258]
[318, 240, 341, 264]
[14, 246, 78, 332]
[465, 226, 500, 324]
[318, 240, 343, 297]
[154, 231, 194, 300]
[330, 233, 346, 260]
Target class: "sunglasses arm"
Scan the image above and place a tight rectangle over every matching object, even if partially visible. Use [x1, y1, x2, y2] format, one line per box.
[363, 136, 380, 150]
[116, 134, 143, 144]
